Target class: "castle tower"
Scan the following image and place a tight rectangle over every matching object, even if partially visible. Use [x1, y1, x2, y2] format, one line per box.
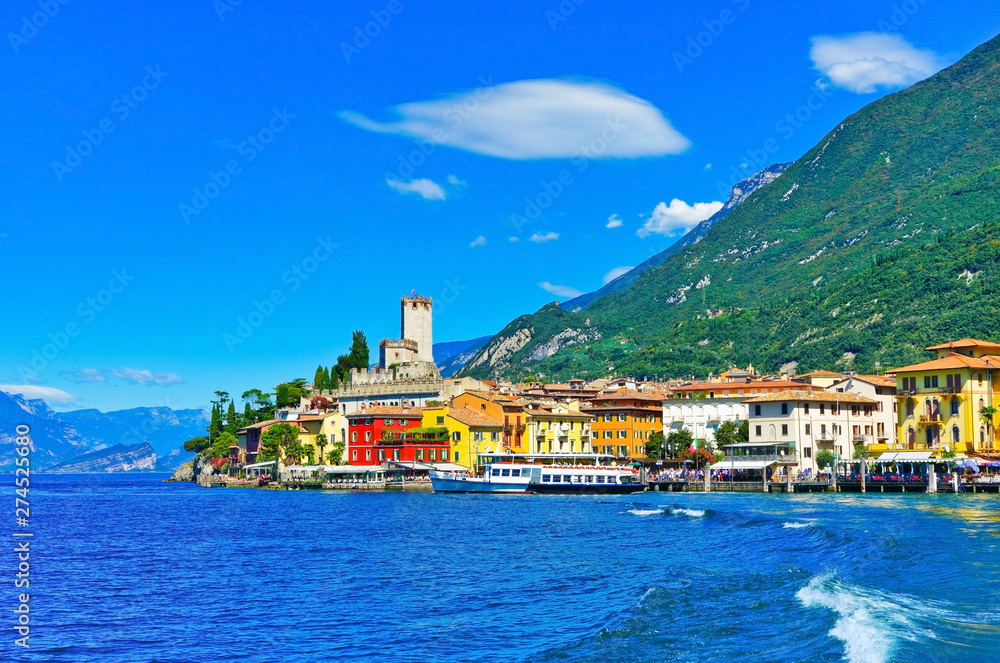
[401, 295, 433, 364]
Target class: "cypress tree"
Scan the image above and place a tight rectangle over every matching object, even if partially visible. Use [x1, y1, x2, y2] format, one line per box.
[313, 364, 326, 392]
[209, 404, 222, 443]
[349, 330, 370, 370]
[226, 401, 237, 433]
[323, 366, 331, 390]
[244, 402, 255, 425]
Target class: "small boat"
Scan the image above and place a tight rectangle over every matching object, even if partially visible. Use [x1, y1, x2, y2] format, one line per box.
[527, 465, 646, 495]
[429, 464, 534, 493]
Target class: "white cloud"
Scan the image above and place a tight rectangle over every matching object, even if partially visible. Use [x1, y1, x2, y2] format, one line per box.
[810, 32, 946, 94]
[605, 214, 623, 229]
[469, 235, 487, 248]
[341, 78, 691, 160]
[62, 368, 107, 383]
[109, 368, 183, 386]
[508, 236, 520, 242]
[447, 174, 466, 187]
[530, 231, 560, 243]
[602, 266, 634, 285]
[636, 199, 724, 238]
[538, 282, 583, 299]
[0, 385, 78, 405]
[386, 177, 447, 200]
[704, 163, 712, 170]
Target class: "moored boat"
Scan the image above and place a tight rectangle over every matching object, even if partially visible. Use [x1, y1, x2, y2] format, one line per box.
[429, 463, 536, 493]
[527, 465, 646, 495]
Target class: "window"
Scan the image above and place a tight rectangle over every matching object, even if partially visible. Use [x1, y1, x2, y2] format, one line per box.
[384, 419, 393, 425]
[492, 469, 500, 476]
[781, 403, 789, 415]
[453, 452, 458, 463]
[604, 414, 612, 422]
[805, 424, 811, 435]
[781, 424, 788, 436]
[924, 376, 931, 389]
[510, 469, 520, 477]
[603, 430, 612, 439]
[436, 416, 444, 425]
[430, 449, 437, 461]
[596, 475, 605, 483]
[352, 450, 357, 461]
[804, 447, 812, 458]
[501, 469, 510, 476]
[417, 449, 424, 460]
[951, 398, 960, 416]
[442, 450, 449, 461]
[851, 405, 859, 416]
[364, 432, 371, 442]
[618, 414, 627, 422]
[378, 450, 385, 461]
[820, 404, 825, 415]
[351, 432, 357, 443]
[617, 430, 627, 438]
[542, 474, 551, 483]
[979, 373, 984, 386]
[932, 375, 939, 388]
[755, 425, 762, 436]
[754, 405, 761, 416]
[453, 431, 461, 441]
[365, 450, 371, 460]
[804, 403, 810, 414]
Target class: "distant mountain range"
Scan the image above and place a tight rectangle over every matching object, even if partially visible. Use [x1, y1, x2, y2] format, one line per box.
[0, 390, 207, 472]
[45, 442, 157, 473]
[459, 33, 1000, 381]
[560, 162, 789, 312]
[434, 336, 493, 377]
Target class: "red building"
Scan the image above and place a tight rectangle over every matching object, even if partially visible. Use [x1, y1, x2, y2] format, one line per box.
[347, 406, 450, 465]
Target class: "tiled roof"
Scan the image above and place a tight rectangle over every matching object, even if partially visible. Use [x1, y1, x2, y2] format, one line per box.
[448, 408, 503, 428]
[796, 370, 845, 378]
[743, 390, 877, 404]
[926, 338, 1000, 351]
[593, 389, 666, 401]
[849, 375, 897, 387]
[671, 380, 816, 393]
[347, 406, 424, 418]
[236, 418, 285, 432]
[888, 352, 1000, 373]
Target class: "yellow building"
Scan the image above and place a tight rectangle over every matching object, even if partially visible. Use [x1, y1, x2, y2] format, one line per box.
[422, 404, 504, 471]
[292, 411, 347, 465]
[889, 338, 1000, 456]
[523, 400, 594, 455]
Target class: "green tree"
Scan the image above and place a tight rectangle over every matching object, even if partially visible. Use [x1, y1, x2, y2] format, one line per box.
[349, 329, 370, 370]
[209, 403, 222, 442]
[244, 402, 255, 425]
[258, 422, 301, 463]
[816, 449, 835, 471]
[209, 431, 238, 459]
[226, 400, 237, 434]
[243, 389, 275, 421]
[315, 433, 328, 466]
[183, 436, 210, 453]
[645, 431, 666, 460]
[328, 439, 346, 465]
[313, 364, 326, 392]
[715, 419, 749, 449]
[323, 366, 332, 390]
[979, 404, 997, 447]
[664, 428, 694, 458]
[275, 379, 307, 408]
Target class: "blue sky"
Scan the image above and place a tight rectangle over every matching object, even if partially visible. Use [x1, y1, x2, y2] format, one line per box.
[2, 0, 999, 412]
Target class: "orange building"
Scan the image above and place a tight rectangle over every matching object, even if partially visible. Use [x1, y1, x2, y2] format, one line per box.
[582, 391, 664, 459]
[452, 391, 527, 451]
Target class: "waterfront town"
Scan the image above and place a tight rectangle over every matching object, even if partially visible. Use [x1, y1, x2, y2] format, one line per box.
[209, 294, 1000, 493]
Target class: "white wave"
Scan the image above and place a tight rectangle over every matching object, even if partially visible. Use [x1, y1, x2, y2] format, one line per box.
[627, 508, 664, 517]
[783, 521, 814, 529]
[670, 507, 706, 518]
[796, 574, 937, 663]
[638, 587, 656, 604]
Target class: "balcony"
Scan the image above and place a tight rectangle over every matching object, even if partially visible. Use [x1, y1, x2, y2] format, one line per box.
[815, 433, 836, 442]
[853, 434, 872, 443]
[918, 414, 943, 426]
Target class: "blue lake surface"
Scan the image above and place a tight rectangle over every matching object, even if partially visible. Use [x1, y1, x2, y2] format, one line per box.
[3, 473, 1000, 662]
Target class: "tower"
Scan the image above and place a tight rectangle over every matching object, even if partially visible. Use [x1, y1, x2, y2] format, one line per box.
[401, 295, 433, 364]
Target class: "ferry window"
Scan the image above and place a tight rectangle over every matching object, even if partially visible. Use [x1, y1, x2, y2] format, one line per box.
[501, 469, 511, 477]
[542, 474, 551, 482]
[552, 475, 561, 483]
[586, 475, 594, 483]
[492, 469, 500, 476]
[575, 476, 583, 483]
[596, 475, 605, 483]
[510, 469, 520, 477]
[608, 476, 618, 484]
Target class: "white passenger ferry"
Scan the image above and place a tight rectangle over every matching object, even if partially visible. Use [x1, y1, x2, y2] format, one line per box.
[429, 453, 646, 495]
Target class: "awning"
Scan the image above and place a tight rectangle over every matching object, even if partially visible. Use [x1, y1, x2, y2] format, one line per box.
[243, 461, 278, 469]
[709, 460, 777, 470]
[875, 452, 934, 461]
[327, 465, 382, 475]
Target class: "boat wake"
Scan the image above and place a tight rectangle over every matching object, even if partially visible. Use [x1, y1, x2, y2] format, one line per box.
[796, 573, 937, 663]
[783, 521, 815, 529]
[627, 508, 665, 517]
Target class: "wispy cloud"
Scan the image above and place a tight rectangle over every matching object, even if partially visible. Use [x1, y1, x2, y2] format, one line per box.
[109, 368, 183, 386]
[637, 199, 723, 238]
[538, 282, 583, 299]
[62, 368, 108, 383]
[341, 78, 691, 159]
[605, 214, 623, 229]
[809, 32, 946, 94]
[447, 174, 466, 187]
[0, 385, 78, 405]
[508, 236, 520, 242]
[386, 177, 447, 200]
[602, 266, 634, 285]
[469, 235, 487, 248]
[530, 231, 560, 243]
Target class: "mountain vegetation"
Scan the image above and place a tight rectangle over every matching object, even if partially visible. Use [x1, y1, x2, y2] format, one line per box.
[461, 34, 1000, 381]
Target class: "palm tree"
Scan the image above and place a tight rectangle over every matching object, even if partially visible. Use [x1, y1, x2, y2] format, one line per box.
[316, 433, 328, 466]
[980, 405, 998, 451]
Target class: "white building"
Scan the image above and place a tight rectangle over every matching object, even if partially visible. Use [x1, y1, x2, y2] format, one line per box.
[664, 379, 816, 447]
[744, 389, 878, 475]
[828, 375, 898, 449]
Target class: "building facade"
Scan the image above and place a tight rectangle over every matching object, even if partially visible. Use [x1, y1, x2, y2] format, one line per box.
[523, 401, 594, 455]
[583, 390, 663, 459]
[346, 406, 450, 465]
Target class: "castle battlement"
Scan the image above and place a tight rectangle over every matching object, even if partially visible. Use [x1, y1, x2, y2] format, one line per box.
[379, 338, 419, 350]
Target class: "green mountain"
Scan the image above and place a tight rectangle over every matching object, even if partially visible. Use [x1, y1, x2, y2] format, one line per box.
[461, 34, 1000, 381]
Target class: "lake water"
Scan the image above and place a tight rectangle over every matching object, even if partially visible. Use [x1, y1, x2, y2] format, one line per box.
[3, 473, 1000, 662]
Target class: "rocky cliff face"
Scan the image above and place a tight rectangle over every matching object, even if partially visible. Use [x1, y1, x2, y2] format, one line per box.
[46, 442, 157, 473]
[167, 461, 195, 481]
